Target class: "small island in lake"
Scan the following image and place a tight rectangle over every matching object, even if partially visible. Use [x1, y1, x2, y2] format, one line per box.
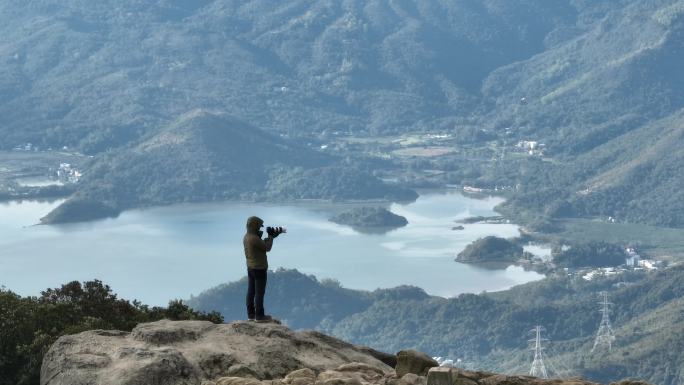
[330, 207, 408, 233]
[456, 236, 523, 263]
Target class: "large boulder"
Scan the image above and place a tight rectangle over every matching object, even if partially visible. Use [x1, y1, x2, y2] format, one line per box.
[40, 320, 393, 385]
[395, 350, 438, 377]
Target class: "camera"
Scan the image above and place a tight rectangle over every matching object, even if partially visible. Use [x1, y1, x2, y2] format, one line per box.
[266, 226, 287, 237]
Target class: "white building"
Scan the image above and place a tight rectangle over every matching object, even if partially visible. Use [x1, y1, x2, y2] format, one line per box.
[638, 259, 663, 270]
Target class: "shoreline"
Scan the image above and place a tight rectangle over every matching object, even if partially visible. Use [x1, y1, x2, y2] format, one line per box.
[1, 189, 542, 305]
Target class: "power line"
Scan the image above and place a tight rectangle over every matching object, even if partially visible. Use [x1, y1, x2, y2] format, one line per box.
[543, 342, 576, 380]
[529, 326, 549, 379]
[592, 291, 616, 353]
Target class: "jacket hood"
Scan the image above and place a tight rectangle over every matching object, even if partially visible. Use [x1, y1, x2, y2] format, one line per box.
[246, 216, 264, 234]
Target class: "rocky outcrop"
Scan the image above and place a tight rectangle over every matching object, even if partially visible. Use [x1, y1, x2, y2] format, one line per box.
[40, 320, 392, 385]
[395, 350, 439, 377]
[40, 320, 653, 385]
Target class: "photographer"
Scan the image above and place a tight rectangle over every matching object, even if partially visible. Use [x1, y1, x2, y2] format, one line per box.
[243, 216, 284, 322]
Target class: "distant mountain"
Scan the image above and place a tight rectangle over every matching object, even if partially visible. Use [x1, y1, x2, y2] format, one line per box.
[495, 110, 684, 227]
[4, 0, 684, 225]
[0, 0, 577, 151]
[3, 0, 682, 147]
[188, 267, 684, 385]
[484, 1, 684, 148]
[480, 1, 684, 227]
[41, 111, 416, 223]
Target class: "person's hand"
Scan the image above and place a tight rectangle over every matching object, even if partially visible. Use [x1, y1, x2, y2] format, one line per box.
[268, 226, 283, 238]
[257, 230, 264, 238]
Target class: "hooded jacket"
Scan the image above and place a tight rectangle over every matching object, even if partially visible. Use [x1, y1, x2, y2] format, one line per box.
[243, 216, 273, 269]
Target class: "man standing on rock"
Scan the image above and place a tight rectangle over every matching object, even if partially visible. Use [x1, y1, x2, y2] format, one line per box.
[243, 216, 283, 322]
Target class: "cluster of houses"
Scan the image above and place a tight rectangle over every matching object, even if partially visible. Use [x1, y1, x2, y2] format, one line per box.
[515, 140, 545, 156]
[624, 247, 664, 270]
[433, 356, 472, 369]
[13, 142, 39, 152]
[53, 163, 82, 183]
[570, 247, 667, 282]
[462, 185, 514, 194]
[12, 143, 70, 152]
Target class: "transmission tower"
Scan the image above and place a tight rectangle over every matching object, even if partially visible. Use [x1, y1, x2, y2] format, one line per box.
[592, 291, 616, 353]
[529, 326, 549, 379]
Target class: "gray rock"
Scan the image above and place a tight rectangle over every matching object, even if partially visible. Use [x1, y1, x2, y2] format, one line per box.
[452, 378, 478, 385]
[284, 368, 316, 382]
[312, 363, 393, 385]
[41, 320, 392, 385]
[215, 377, 263, 385]
[284, 368, 316, 385]
[315, 370, 364, 385]
[426, 368, 607, 385]
[426, 367, 452, 385]
[395, 350, 439, 377]
[398, 373, 425, 385]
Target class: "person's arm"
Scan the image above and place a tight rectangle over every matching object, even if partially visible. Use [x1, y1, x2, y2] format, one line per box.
[251, 235, 273, 252]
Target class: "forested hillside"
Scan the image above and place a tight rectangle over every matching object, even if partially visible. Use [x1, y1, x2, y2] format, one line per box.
[2, 0, 684, 224]
[0, 0, 578, 149]
[188, 267, 684, 385]
[40, 111, 416, 222]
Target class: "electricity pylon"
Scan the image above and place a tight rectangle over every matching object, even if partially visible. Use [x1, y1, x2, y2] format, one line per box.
[592, 291, 615, 353]
[529, 326, 549, 379]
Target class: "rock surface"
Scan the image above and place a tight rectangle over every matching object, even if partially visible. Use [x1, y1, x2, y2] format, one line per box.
[41, 320, 392, 385]
[395, 350, 439, 377]
[40, 320, 654, 385]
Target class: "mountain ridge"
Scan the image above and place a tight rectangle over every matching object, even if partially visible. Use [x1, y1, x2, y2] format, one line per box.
[40, 111, 415, 223]
[5, 0, 684, 225]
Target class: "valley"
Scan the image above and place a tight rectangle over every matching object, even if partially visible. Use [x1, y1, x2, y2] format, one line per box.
[3, 2, 684, 384]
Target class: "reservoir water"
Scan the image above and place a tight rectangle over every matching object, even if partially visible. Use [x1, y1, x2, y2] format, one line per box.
[0, 191, 543, 305]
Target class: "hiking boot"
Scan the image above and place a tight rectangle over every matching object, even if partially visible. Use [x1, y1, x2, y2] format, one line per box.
[255, 315, 273, 323]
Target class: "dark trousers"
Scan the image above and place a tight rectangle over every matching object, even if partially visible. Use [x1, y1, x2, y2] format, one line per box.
[246, 268, 267, 319]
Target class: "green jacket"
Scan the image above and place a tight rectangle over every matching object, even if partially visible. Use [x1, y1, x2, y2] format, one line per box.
[243, 216, 273, 269]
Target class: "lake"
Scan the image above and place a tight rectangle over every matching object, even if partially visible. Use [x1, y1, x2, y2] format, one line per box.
[0, 191, 543, 305]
